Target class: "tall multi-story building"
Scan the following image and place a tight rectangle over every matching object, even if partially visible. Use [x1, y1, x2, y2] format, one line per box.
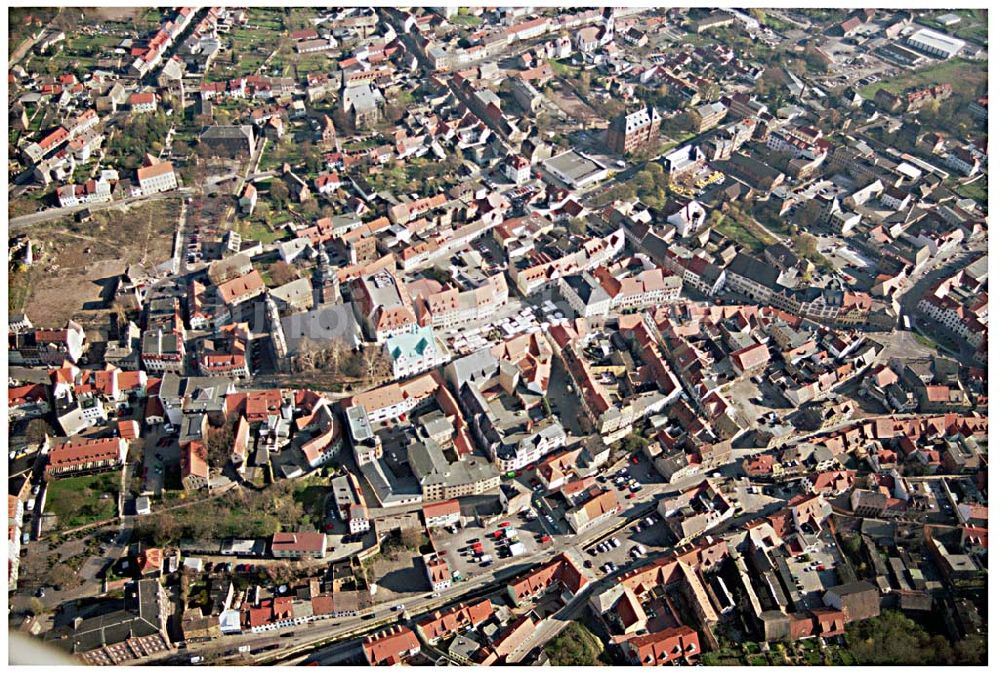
[606, 106, 661, 155]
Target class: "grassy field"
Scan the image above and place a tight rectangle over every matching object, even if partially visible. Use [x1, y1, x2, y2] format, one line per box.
[544, 621, 608, 666]
[954, 178, 987, 204]
[918, 11, 987, 43]
[46, 471, 120, 529]
[759, 11, 796, 32]
[548, 58, 582, 79]
[858, 59, 987, 100]
[241, 220, 286, 244]
[714, 214, 777, 254]
[450, 12, 482, 28]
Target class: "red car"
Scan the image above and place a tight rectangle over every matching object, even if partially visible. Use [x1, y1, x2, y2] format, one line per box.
[628, 492, 636, 499]
[500, 521, 511, 528]
[817, 565, 826, 572]
[630, 456, 639, 465]
[540, 535, 552, 544]
[493, 529, 505, 538]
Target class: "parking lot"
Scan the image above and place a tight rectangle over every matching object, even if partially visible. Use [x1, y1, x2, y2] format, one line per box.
[428, 508, 550, 584]
[785, 532, 845, 605]
[581, 514, 674, 577]
[142, 425, 180, 496]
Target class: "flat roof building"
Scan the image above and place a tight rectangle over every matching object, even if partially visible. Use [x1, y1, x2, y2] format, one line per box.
[542, 150, 609, 189]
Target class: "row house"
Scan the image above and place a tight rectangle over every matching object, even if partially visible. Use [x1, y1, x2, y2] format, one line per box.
[9, 321, 86, 366]
[917, 294, 986, 347]
[55, 177, 114, 208]
[566, 489, 622, 534]
[344, 372, 441, 425]
[331, 471, 370, 534]
[416, 600, 493, 645]
[141, 329, 186, 373]
[363, 626, 420, 666]
[46, 437, 128, 478]
[216, 270, 266, 308]
[9, 383, 51, 420]
[410, 273, 509, 331]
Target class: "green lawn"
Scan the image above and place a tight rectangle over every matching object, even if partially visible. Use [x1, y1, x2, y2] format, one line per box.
[858, 59, 986, 100]
[714, 215, 776, 253]
[544, 621, 608, 666]
[450, 12, 481, 28]
[548, 59, 582, 78]
[46, 471, 120, 529]
[759, 12, 795, 32]
[242, 220, 285, 244]
[954, 178, 987, 204]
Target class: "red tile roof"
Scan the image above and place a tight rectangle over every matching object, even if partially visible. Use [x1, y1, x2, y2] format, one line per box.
[422, 498, 460, 520]
[416, 599, 492, 642]
[271, 531, 326, 554]
[630, 625, 700, 665]
[507, 553, 588, 603]
[363, 626, 419, 665]
[136, 161, 175, 181]
[731, 342, 770, 373]
[48, 437, 125, 473]
[118, 420, 140, 440]
[216, 270, 265, 304]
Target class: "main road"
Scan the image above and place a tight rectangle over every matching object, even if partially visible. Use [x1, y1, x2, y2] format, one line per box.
[9, 187, 195, 229]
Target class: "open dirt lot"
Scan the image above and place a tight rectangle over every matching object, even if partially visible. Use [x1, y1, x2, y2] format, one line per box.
[10, 198, 181, 327]
[548, 83, 602, 127]
[81, 8, 148, 22]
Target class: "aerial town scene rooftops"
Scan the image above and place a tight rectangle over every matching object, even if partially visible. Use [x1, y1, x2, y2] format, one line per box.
[6, 4, 988, 669]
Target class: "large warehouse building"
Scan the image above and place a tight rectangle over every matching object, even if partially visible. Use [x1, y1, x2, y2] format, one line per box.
[905, 28, 966, 59]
